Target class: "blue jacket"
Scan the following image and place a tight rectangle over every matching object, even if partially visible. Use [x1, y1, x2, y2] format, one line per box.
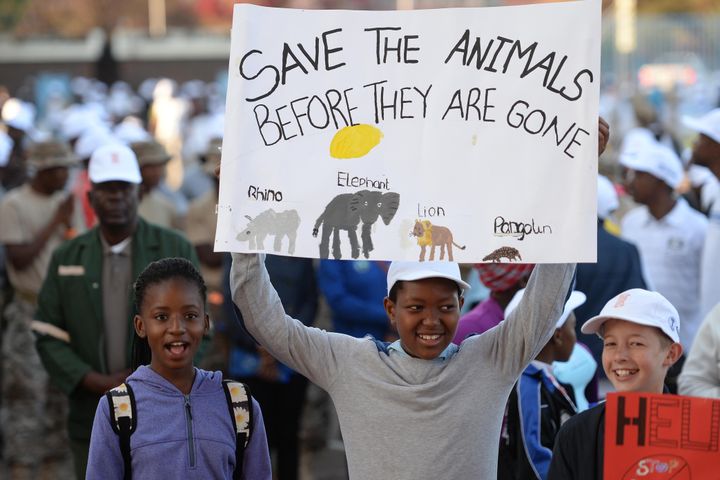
[499, 364, 577, 480]
[317, 259, 389, 339]
[86, 366, 272, 480]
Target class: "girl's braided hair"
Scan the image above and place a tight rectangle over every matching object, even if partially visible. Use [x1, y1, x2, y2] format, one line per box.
[131, 257, 207, 370]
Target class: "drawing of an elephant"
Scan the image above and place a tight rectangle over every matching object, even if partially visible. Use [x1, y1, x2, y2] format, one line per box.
[237, 209, 301, 254]
[312, 190, 400, 259]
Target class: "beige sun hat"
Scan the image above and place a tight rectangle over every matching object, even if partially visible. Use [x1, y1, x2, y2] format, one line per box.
[26, 140, 79, 171]
[130, 140, 172, 167]
[202, 137, 222, 175]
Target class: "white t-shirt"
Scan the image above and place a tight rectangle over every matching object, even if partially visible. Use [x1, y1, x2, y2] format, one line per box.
[701, 199, 720, 318]
[622, 198, 708, 350]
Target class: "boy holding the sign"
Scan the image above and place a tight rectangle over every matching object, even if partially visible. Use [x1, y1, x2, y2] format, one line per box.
[547, 289, 683, 480]
[231, 254, 574, 479]
[227, 120, 607, 479]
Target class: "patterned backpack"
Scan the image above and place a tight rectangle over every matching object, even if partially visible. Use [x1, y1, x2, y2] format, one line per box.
[106, 379, 253, 480]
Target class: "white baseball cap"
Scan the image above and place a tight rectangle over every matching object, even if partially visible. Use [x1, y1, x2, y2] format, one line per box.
[61, 107, 96, 141]
[113, 117, 151, 144]
[619, 143, 684, 189]
[597, 175, 619, 220]
[682, 108, 720, 144]
[387, 261, 471, 295]
[88, 144, 141, 184]
[581, 289, 680, 343]
[506, 289, 586, 329]
[1, 98, 35, 132]
[619, 127, 656, 157]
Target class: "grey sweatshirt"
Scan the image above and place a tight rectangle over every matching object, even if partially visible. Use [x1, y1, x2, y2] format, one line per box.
[231, 253, 575, 480]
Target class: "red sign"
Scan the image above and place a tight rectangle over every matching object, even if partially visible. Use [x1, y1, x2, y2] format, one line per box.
[605, 392, 720, 479]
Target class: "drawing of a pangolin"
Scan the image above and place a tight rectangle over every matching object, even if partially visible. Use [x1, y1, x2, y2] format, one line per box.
[482, 247, 522, 263]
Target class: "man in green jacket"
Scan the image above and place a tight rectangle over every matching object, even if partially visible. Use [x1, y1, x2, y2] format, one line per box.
[35, 143, 202, 479]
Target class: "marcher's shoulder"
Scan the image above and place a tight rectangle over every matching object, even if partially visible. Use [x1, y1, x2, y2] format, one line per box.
[685, 205, 710, 229]
[613, 234, 643, 259]
[621, 206, 647, 227]
[559, 402, 604, 438]
[0, 185, 25, 207]
[144, 219, 192, 246]
[51, 228, 96, 258]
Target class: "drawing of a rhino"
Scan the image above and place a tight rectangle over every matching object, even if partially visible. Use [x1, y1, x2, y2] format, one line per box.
[237, 209, 301, 254]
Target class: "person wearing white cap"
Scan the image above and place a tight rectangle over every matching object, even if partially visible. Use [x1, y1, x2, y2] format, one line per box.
[619, 142, 708, 352]
[548, 288, 683, 480]
[683, 108, 720, 319]
[0, 141, 80, 478]
[498, 290, 587, 480]
[574, 176, 647, 374]
[34, 143, 202, 480]
[230, 246, 575, 480]
[1, 98, 35, 190]
[130, 140, 184, 230]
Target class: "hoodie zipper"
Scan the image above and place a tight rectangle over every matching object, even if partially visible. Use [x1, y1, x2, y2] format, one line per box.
[184, 395, 196, 467]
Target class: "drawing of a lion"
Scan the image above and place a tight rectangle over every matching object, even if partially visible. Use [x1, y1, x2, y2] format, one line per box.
[411, 220, 466, 262]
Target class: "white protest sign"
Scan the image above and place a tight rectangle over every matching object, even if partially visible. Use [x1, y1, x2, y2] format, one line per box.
[216, 0, 601, 263]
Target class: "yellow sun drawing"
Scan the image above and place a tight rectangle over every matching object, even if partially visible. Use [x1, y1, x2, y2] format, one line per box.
[329, 124, 383, 159]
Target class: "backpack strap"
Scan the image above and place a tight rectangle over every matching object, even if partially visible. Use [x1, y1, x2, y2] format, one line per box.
[106, 382, 136, 480]
[222, 379, 253, 478]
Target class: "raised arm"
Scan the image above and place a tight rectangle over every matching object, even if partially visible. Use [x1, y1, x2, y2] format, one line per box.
[230, 253, 354, 390]
[481, 263, 576, 378]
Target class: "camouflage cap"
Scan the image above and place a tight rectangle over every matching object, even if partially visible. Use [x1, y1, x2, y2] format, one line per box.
[130, 140, 171, 167]
[26, 140, 79, 171]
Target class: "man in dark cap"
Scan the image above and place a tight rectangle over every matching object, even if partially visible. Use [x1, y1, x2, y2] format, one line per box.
[0, 140, 79, 479]
[131, 140, 184, 230]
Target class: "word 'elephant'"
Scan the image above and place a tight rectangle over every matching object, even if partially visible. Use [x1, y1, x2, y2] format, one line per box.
[312, 190, 400, 259]
[237, 209, 301, 254]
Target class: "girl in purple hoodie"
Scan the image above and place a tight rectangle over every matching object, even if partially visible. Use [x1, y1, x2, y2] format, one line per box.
[86, 258, 272, 479]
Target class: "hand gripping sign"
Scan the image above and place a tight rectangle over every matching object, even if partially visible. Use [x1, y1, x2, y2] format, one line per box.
[216, 0, 601, 263]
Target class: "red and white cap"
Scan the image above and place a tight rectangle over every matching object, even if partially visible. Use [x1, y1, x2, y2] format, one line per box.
[581, 289, 680, 343]
[88, 144, 141, 184]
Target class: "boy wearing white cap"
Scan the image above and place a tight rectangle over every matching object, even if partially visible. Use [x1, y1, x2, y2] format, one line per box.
[231, 252, 575, 479]
[548, 288, 683, 480]
[620, 143, 707, 352]
[498, 290, 586, 480]
[684, 108, 720, 319]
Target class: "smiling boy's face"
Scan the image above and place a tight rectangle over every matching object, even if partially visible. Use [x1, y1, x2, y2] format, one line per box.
[135, 278, 209, 378]
[601, 318, 682, 394]
[384, 278, 463, 360]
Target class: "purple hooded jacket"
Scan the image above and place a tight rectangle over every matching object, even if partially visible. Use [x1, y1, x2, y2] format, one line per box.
[87, 366, 271, 479]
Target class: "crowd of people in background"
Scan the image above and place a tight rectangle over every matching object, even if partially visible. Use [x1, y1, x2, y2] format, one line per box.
[0, 67, 718, 480]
